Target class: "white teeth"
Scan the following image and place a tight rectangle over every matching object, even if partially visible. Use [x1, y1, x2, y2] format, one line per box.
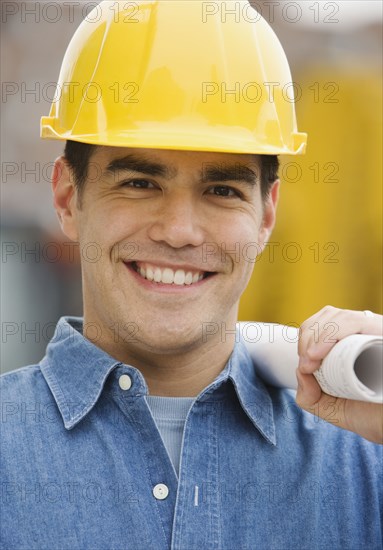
[185, 272, 193, 285]
[161, 268, 174, 284]
[134, 263, 207, 285]
[174, 270, 186, 285]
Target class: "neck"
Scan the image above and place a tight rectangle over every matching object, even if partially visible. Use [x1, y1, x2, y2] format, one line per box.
[126, 337, 236, 396]
[82, 317, 237, 397]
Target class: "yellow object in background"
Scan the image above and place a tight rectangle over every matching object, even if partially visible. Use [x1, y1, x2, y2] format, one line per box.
[239, 70, 382, 324]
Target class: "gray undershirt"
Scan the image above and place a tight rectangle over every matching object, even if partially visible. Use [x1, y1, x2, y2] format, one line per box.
[146, 396, 194, 477]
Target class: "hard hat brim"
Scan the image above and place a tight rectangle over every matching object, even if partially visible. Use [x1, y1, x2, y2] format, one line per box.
[41, 117, 307, 156]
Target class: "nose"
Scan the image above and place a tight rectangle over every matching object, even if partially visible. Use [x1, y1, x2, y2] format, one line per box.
[147, 191, 205, 248]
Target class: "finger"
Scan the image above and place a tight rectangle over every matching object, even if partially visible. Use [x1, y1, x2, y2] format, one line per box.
[299, 308, 382, 374]
[296, 369, 321, 403]
[295, 369, 346, 429]
[359, 311, 383, 335]
[298, 305, 338, 358]
[298, 306, 341, 372]
[298, 357, 322, 374]
[296, 370, 383, 443]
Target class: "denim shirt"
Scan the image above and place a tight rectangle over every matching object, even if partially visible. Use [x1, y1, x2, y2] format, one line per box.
[1, 317, 382, 550]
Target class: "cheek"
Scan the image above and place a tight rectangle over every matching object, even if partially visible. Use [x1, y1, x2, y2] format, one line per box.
[216, 211, 263, 265]
[80, 200, 145, 249]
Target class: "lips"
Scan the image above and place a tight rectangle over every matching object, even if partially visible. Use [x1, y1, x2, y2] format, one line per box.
[128, 261, 213, 286]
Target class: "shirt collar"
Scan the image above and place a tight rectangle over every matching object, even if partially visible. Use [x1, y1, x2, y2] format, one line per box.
[196, 335, 276, 445]
[40, 317, 124, 430]
[40, 317, 276, 444]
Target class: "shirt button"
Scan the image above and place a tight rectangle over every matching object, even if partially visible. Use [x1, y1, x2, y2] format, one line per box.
[153, 483, 169, 500]
[118, 374, 132, 391]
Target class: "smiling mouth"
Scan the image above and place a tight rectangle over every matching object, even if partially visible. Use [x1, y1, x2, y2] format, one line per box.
[127, 261, 215, 286]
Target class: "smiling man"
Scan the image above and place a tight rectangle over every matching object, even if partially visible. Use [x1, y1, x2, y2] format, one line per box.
[54, 146, 278, 398]
[1, 2, 382, 549]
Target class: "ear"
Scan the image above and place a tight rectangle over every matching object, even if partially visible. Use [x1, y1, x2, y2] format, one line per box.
[258, 179, 279, 249]
[52, 156, 79, 241]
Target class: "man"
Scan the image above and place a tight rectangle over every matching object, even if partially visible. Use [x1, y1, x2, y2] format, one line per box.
[1, 2, 382, 549]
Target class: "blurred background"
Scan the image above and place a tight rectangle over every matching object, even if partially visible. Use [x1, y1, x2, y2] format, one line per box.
[1, 0, 382, 372]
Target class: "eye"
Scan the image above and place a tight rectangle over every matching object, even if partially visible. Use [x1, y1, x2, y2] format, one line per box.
[207, 185, 242, 198]
[119, 179, 156, 189]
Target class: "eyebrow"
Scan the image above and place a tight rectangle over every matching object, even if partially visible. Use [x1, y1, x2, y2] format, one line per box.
[104, 154, 258, 186]
[201, 163, 259, 186]
[105, 154, 176, 179]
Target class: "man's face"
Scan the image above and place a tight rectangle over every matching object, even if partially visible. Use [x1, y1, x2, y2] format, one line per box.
[55, 146, 278, 356]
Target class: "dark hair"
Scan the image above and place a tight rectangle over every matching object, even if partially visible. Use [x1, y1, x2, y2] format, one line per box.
[259, 154, 279, 201]
[64, 140, 279, 204]
[64, 141, 97, 202]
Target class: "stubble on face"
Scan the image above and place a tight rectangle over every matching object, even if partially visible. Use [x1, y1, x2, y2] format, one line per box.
[69, 147, 276, 389]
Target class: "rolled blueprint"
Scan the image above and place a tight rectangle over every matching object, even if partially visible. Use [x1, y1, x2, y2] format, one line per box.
[239, 323, 383, 403]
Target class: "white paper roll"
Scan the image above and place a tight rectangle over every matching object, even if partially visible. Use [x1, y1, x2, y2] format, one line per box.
[240, 322, 383, 403]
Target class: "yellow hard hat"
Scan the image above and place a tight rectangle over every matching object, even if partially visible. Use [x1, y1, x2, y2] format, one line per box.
[40, 0, 307, 155]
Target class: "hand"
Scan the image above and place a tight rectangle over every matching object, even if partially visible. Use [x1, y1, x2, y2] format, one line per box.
[295, 305, 383, 444]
